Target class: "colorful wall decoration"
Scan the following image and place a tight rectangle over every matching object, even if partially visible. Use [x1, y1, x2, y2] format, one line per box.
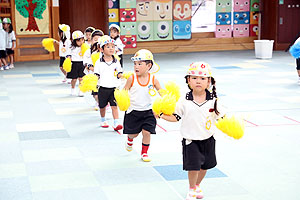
[172, 0, 192, 40]
[120, 0, 137, 48]
[15, 0, 50, 35]
[233, 0, 250, 37]
[215, 0, 232, 38]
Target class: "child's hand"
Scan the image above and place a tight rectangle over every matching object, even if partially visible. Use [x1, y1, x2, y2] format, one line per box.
[89, 66, 94, 72]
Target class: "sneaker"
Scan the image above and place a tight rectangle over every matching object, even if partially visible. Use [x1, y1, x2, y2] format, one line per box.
[0, 67, 3, 71]
[71, 88, 76, 96]
[113, 124, 123, 131]
[141, 153, 151, 162]
[4, 65, 9, 70]
[67, 79, 71, 84]
[125, 140, 133, 152]
[62, 77, 67, 83]
[9, 64, 14, 69]
[101, 121, 109, 128]
[186, 189, 197, 200]
[78, 90, 84, 97]
[195, 186, 204, 199]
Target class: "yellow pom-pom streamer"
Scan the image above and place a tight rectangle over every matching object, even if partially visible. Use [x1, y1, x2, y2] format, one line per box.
[152, 93, 176, 115]
[91, 52, 100, 66]
[80, 43, 90, 56]
[122, 71, 134, 79]
[114, 89, 130, 111]
[152, 97, 163, 115]
[215, 115, 245, 140]
[42, 38, 56, 52]
[114, 54, 121, 61]
[165, 81, 180, 102]
[79, 74, 98, 93]
[63, 57, 72, 73]
[158, 89, 167, 96]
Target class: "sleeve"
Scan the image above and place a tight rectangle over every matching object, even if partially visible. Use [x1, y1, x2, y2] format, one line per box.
[116, 61, 123, 73]
[115, 38, 125, 54]
[83, 49, 92, 66]
[12, 31, 16, 41]
[94, 60, 101, 77]
[174, 98, 185, 118]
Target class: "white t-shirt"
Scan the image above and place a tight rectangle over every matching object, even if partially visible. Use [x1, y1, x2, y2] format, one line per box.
[70, 46, 83, 62]
[59, 39, 71, 57]
[6, 30, 16, 49]
[0, 25, 6, 50]
[114, 37, 125, 55]
[127, 73, 156, 113]
[94, 55, 123, 88]
[174, 91, 226, 141]
[83, 48, 92, 66]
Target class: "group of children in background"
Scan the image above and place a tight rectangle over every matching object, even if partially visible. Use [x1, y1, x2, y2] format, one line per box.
[0, 18, 16, 70]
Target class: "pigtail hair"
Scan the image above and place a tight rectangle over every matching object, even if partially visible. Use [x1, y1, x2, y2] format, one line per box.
[211, 77, 219, 115]
[90, 42, 98, 54]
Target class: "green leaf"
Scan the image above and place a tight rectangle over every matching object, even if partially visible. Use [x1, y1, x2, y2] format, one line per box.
[15, 0, 29, 18]
[33, 0, 47, 19]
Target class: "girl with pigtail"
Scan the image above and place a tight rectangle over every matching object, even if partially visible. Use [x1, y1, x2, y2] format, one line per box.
[160, 62, 225, 200]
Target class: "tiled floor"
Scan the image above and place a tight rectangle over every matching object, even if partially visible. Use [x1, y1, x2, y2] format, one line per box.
[0, 50, 300, 200]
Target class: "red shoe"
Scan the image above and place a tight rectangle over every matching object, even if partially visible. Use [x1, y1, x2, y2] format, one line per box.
[114, 124, 123, 131]
[101, 121, 109, 128]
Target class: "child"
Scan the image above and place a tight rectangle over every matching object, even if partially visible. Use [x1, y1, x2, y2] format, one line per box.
[3, 18, 16, 69]
[56, 24, 71, 82]
[123, 49, 162, 162]
[0, 18, 9, 70]
[84, 27, 95, 47]
[160, 62, 225, 200]
[66, 30, 85, 96]
[109, 24, 124, 67]
[83, 29, 104, 110]
[93, 35, 123, 130]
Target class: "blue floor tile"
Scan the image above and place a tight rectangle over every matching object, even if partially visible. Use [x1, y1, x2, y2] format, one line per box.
[32, 73, 61, 77]
[153, 165, 227, 181]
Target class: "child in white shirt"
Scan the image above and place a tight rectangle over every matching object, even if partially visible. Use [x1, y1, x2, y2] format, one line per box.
[2, 18, 16, 69]
[109, 24, 125, 67]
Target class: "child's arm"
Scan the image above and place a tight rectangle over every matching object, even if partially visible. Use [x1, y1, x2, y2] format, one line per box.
[123, 74, 134, 90]
[153, 77, 163, 95]
[159, 114, 178, 122]
[12, 41, 16, 50]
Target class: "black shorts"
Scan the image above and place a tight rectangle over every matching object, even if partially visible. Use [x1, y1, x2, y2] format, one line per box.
[123, 109, 156, 134]
[59, 57, 65, 67]
[66, 61, 85, 79]
[91, 91, 98, 96]
[98, 87, 117, 108]
[6, 49, 14, 55]
[297, 58, 300, 70]
[182, 136, 217, 171]
[0, 50, 6, 59]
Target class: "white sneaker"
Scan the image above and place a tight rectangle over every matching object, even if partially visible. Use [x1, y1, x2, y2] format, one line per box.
[9, 64, 14, 69]
[101, 121, 109, 128]
[62, 77, 67, 83]
[71, 88, 76, 96]
[4, 65, 9, 70]
[186, 189, 197, 200]
[195, 186, 204, 199]
[0, 67, 3, 71]
[141, 153, 151, 162]
[78, 90, 84, 97]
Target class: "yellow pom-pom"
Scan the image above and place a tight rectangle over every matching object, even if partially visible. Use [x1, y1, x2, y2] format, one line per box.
[215, 115, 245, 139]
[91, 52, 100, 66]
[79, 74, 98, 93]
[63, 57, 72, 73]
[114, 89, 130, 111]
[165, 81, 180, 102]
[152, 97, 163, 115]
[160, 93, 177, 115]
[114, 54, 121, 61]
[122, 71, 134, 79]
[153, 93, 176, 115]
[80, 43, 90, 56]
[158, 89, 167, 96]
[42, 38, 56, 52]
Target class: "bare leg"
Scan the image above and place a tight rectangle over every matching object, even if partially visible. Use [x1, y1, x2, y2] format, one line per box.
[111, 106, 119, 119]
[71, 79, 77, 89]
[188, 171, 200, 188]
[1, 58, 7, 66]
[100, 107, 106, 118]
[297, 70, 300, 76]
[141, 129, 151, 144]
[196, 169, 207, 186]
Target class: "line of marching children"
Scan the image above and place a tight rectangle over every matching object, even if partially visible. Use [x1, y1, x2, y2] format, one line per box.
[0, 18, 16, 70]
[53, 23, 242, 200]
